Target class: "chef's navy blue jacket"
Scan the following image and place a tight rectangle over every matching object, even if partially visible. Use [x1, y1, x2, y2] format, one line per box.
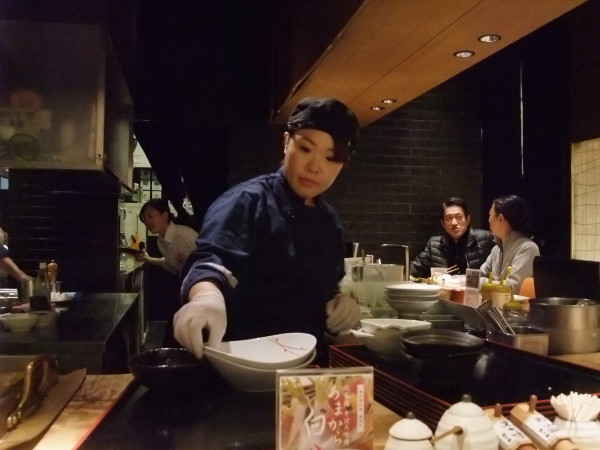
[0, 244, 9, 257]
[181, 167, 346, 346]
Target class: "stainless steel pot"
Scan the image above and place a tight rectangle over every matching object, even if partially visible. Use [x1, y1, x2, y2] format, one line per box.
[529, 297, 600, 355]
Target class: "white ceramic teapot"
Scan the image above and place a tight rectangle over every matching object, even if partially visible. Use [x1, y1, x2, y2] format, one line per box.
[384, 412, 434, 450]
[434, 394, 498, 450]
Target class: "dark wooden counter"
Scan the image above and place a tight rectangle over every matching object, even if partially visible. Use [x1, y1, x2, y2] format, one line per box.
[0, 293, 139, 374]
[75, 376, 398, 450]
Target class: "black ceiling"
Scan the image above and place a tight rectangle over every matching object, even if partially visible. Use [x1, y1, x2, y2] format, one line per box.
[132, 1, 362, 128]
[133, 1, 276, 127]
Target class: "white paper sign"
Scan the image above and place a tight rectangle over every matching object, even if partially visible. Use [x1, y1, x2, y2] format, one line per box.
[465, 269, 481, 306]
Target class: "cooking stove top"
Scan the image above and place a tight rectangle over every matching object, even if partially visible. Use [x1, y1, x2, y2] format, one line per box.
[330, 342, 600, 430]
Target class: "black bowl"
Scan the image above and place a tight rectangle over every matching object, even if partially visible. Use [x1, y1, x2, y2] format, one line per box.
[129, 348, 211, 390]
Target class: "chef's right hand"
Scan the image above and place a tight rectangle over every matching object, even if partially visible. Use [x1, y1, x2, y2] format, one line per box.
[173, 281, 227, 358]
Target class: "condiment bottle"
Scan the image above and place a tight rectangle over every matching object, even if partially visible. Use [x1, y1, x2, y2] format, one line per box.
[480, 273, 496, 302]
[509, 395, 578, 450]
[131, 183, 140, 202]
[32, 261, 51, 310]
[47, 260, 58, 285]
[492, 267, 512, 308]
[503, 290, 529, 326]
[131, 231, 141, 250]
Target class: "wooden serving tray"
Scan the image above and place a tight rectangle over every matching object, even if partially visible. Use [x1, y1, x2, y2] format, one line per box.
[0, 369, 85, 449]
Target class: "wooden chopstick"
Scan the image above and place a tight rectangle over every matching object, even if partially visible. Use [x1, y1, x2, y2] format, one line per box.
[446, 265, 460, 274]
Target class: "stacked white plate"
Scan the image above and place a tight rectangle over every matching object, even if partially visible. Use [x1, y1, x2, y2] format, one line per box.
[204, 332, 317, 392]
[384, 283, 441, 316]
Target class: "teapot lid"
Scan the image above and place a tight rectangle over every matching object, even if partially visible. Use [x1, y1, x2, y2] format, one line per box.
[389, 412, 433, 440]
[445, 394, 486, 418]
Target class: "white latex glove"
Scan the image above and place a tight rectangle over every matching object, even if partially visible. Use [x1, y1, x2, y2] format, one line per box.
[173, 282, 227, 358]
[326, 294, 361, 334]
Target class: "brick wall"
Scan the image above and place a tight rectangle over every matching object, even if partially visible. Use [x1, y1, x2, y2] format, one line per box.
[6, 170, 121, 291]
[230, 66, 484, 262]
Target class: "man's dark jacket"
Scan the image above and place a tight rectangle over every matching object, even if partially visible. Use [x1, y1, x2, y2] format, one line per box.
[410, 228, 495, 278]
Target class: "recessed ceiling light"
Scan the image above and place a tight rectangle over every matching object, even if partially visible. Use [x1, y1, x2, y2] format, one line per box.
[454, 50, 475, 58]
[478, 34, 501, 43]
[370, 106, 385, 111]
[381, 99, 396, 104]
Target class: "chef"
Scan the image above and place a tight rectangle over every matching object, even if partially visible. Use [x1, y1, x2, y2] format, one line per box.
[174, 97, 362, 362]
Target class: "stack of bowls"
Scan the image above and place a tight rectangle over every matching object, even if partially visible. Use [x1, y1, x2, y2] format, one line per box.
[204, 332, 317, 392]
[384, 283, 441, 318]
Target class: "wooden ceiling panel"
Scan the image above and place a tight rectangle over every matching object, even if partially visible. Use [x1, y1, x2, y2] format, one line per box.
[272, 0, 587, 127]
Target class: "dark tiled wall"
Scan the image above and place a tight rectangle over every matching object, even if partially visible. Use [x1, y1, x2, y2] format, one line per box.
[6, 170, 121, 292]
[230, 67, 484, 261]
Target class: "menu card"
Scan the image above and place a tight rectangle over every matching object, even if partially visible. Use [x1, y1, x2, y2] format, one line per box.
[276, 366, 374, 450]
[465, 268, 481, 307]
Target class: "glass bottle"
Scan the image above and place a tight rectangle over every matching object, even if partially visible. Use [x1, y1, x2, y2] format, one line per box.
[131, 183, 140, 202]
[47, 260, 58, 285]
[32, 261, 51, 310]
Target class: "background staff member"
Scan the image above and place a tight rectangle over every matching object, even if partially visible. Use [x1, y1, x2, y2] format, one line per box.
[136, 198, 198, 274]
[136, 198, 198, 346]
[174, 97, 362, 362]
[0, 227, 33, 283]
[411, 197, 495, 277]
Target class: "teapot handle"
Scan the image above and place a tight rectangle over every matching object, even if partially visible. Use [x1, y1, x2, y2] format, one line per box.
[430, 425, 463, 444]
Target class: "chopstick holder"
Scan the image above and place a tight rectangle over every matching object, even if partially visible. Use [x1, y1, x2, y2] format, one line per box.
[485, 403, 537, 450]
[509, 395, 578, 450]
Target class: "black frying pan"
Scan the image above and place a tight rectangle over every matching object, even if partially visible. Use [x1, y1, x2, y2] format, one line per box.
[400, 329, 484, 359]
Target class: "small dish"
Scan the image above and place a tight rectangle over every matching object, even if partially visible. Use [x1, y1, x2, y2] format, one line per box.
[50, 292, 77, 303]
[513, 295, 530, 302]
[0, 313, 38, 332]
[350, 328, 407, 359]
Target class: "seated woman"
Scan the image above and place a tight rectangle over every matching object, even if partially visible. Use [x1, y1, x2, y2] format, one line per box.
[479, 195, 540, 294]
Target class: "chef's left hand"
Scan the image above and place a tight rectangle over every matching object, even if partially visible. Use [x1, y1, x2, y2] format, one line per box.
[326, 294, 361, 334]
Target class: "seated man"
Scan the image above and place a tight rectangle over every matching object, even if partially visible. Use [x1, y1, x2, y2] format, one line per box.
[410, 197, 495, 278]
